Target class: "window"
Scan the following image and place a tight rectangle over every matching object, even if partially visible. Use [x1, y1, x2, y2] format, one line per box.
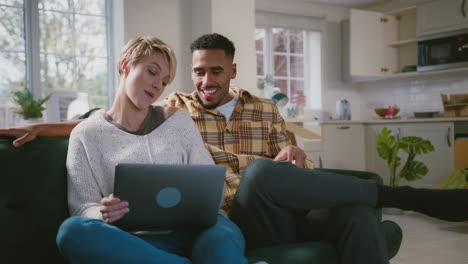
[0, 0, 111, 123]
[255, 27, 321, 110]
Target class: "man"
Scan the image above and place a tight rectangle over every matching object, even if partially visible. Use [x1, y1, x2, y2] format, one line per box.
[2, 33, 468, 264]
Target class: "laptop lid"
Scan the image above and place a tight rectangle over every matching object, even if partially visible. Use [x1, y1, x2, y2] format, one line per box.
[113, 163, 225, 231]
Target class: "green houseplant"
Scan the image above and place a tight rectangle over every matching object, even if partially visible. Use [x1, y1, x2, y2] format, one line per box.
[12, 89, 51, 120]
[376, 127, 435, 187]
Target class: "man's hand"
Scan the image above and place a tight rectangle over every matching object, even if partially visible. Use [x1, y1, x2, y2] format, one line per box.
[274, 145, 306, 168]
[100, 194, 129, 224]
[0, 124, 40, 147]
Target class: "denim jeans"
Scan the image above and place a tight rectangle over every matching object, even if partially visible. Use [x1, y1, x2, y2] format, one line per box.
[56, 214, 247, 264]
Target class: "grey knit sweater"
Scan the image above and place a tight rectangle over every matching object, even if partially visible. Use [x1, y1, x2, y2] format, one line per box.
[66, 109, 217, 219]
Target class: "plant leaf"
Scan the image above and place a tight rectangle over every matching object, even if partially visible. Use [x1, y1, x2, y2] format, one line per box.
[400, 160, 428, 181]
[376, 127, 396, 167]
[11, 89, 50, 119]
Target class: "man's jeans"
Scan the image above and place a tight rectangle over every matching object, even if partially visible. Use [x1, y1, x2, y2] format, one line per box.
[230, 159, 389, 264]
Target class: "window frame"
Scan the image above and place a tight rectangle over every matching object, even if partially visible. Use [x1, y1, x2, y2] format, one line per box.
[256, 26, 317, 108]
[21, 0, 114, 107]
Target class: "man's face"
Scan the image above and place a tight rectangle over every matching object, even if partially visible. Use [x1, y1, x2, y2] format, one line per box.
[191, 49, 236, 109]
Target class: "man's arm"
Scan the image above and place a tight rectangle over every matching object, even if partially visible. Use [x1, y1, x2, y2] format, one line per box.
[0, 120, 81, 147]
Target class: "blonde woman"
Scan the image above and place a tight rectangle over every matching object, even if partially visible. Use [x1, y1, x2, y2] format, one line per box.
[55, 37, 247, 264]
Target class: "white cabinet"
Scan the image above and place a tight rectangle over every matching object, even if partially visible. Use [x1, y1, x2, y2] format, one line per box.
[322, 123, 366, 171]
[342, 7, 417, 81]
[366, 122, 454, 188]
[342, 9, 386, 80]
[417, 0, 468, 36]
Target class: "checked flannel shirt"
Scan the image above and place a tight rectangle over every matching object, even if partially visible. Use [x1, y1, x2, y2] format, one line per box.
[164, 85, 313, 211]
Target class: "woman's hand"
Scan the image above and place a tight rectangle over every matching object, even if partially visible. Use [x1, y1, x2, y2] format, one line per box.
[100, 194, 130, 224]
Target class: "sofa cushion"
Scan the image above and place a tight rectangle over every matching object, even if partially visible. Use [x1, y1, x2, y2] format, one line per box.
[0, 138, 69, 264]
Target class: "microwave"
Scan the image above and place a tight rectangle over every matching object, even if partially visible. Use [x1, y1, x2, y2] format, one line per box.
[417, 29, 468, 72]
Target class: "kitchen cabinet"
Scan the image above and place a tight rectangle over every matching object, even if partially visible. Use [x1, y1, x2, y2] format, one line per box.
[366, 122, 454, 188]
[417, 0, 468, 36]
[322, 123, 366, 171]
[342, 7, 417, 81]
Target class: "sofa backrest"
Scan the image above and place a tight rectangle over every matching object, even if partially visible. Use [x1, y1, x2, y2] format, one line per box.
[0, 137, 69, 264]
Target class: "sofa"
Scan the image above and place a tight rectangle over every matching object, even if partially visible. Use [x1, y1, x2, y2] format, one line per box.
[0, 137, 402, 264]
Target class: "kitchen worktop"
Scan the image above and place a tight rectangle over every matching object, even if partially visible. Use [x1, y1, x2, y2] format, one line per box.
[320, 117, 468, 124]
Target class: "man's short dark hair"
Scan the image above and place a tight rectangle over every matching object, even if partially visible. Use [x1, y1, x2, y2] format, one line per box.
[190, 33, 235, 58]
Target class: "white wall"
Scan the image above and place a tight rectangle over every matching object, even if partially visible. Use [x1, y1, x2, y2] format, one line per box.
[212, 0, 256, 94]
[116, 0, 256, 99]
[122, 0, 189, 98]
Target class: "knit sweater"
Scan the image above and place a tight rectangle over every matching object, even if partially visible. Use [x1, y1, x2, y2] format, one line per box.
[66, 109, 216, 219]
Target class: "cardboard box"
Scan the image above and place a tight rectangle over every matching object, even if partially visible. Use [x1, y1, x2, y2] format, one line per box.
[441, 93, 468, 117]
[455, 139, 468, 169]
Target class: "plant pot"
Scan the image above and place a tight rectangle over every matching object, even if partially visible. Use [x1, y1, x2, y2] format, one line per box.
[383, 207, 404, 215]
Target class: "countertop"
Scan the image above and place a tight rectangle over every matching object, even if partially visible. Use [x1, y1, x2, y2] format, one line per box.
[319, 117, 468, 124]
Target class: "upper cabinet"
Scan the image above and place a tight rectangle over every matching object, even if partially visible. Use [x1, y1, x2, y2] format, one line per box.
[342, 1, 468, 82]
[417, 0, 468, 36]
[342, 7, 417, 81]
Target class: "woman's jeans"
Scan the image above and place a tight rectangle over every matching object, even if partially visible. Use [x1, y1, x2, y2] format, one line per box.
[229, 159, 389, 264]
[56, 214, 247, 264]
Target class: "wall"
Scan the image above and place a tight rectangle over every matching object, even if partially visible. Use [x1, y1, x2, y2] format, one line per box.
[119, 0, 256, 99]
[359, 71, 468, 120]
[122, 0, 190, 98]
[212, 0, 256, 93]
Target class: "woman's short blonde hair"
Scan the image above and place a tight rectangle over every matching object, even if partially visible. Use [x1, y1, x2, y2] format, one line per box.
[118, 36, 177, 84]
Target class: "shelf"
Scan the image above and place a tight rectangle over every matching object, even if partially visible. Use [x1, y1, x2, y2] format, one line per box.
[391, 67, 468, 78]
[388, 38, 417, 47]
[352, 67, 468, 83]
[444, 103, 468, 108]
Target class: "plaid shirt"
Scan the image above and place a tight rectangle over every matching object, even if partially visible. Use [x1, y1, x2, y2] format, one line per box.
[164, 85, 313, 210]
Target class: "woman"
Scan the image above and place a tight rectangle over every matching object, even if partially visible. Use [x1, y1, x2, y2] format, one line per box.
[56, 36, 247, 264]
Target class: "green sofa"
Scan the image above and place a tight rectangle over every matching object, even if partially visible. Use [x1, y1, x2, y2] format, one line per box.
[0, 137, 402, 264]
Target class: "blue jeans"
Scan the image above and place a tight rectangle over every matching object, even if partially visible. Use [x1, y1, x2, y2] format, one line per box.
[56, 214, 247, 264]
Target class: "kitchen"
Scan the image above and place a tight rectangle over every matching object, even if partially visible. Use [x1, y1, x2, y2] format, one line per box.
[270, 0, 468, 188]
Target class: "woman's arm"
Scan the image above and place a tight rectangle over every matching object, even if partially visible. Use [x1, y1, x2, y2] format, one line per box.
[66, 126, 104, 219]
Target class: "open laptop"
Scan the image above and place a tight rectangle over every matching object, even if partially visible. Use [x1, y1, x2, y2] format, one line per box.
[113, 163, 225, 232]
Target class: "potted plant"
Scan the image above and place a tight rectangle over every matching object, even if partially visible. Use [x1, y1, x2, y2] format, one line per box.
[376, 127, 435, 214]
[12, 88, 51, 122]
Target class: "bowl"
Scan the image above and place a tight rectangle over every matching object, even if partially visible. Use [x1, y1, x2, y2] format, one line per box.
[374, 108, 400, 118]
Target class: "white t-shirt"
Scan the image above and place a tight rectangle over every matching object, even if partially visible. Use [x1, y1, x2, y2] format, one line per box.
[216, 98, 238, 121]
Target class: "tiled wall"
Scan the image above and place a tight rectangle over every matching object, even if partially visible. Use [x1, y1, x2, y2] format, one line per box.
[358, 71, 468, 120]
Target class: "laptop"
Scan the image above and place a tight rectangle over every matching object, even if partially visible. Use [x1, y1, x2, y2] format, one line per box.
[113, 163, 225, 232]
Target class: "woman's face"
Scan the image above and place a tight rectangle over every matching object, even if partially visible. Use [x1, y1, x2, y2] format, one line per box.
[122, 52, 170, 110]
